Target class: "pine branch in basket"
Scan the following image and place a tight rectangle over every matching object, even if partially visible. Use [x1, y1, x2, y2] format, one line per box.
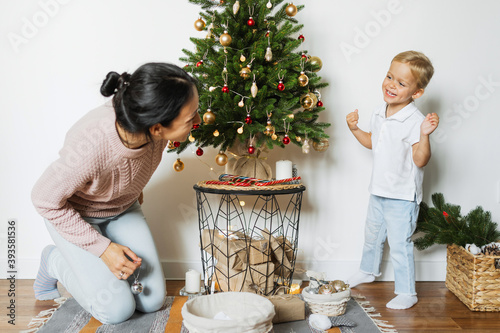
[414, 193, 500, 250]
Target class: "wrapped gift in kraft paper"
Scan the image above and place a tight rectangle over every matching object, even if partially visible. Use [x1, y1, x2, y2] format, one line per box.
[266, 294, 305, 324]
[214, 261, 275, 294]
[262, 228, 293, 278]
[247, 239, 271, 265]
[200, 229, 247, 271]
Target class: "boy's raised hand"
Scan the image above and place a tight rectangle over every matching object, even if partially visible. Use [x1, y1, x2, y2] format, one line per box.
[346, 109, 360, 130]
[421, 113, 439, 136]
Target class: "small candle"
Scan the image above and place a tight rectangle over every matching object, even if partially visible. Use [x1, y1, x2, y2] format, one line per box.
[185, 269, 201, 293]
[276, 160, 292, 180]
[290, 283, 301, 294]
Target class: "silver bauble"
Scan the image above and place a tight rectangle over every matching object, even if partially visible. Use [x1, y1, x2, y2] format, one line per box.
[131, 281, 143, 294]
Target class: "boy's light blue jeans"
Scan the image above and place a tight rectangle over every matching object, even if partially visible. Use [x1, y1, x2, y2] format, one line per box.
[360, 194, 419, 296]
[44, 201, 166, 324]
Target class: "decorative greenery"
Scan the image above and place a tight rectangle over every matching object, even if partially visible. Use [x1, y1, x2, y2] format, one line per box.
[414, 193, 500, 250]
[174, 0, 330, 154]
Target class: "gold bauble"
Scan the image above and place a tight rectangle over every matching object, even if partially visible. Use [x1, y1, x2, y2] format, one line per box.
[329, 280, 349, 292]
[318, 284, 335, 295]
[313, 138, 330, 152]
[173, 158, 184, 172]
[203, 110, 216, 124]
[239, 67, 251, 79]
[285, 3, 298, 17]
[264, 125, 274, 136]
[271, 133, 278, 140]
[308, 92, 318, 106]
[215, 152, 228, 166]
[300, 94, 314, 109]
[298, 73, 309, 87]
[194, 18, 206, 31]
[309, 56, 323, 72]
[220, 32, 232, 46]
[167, 141, 175, 149]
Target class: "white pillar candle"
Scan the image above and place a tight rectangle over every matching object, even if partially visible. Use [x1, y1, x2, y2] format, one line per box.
[185, 269, 201, 293]
[276, 160, 293, 180]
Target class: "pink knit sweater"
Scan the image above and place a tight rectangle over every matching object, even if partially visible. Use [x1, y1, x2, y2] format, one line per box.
[32, 102, 168, 257]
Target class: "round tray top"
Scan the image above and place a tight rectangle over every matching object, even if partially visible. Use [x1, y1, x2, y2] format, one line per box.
[193, 180, 306, 195]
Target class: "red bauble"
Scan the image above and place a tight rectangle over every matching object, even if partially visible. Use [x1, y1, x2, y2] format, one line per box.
[247, 17, 255, 26]
[298, 34, 305, 41]
[283, 135, 290, 145]
[317, 101, 324, 107]
[278, 82, 285, 91]
[301, 53, 307, 59]
[192, 124, 200, 129]
[222, 85, 229, 93]
[196, 60, 203, 67]
[173, 141, 180, 148]
[248, 145, 255, 154]
[245, 116, 252, 124]
[196, 147, 204, 156]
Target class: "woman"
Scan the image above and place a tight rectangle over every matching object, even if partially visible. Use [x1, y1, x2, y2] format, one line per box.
[31, 63, 200, 324]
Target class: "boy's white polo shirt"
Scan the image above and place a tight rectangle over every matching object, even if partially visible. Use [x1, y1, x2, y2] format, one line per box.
[368, 102, 425, 203]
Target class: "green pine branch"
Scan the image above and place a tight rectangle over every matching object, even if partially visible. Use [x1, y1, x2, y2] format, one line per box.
[414, 193, 500, 250]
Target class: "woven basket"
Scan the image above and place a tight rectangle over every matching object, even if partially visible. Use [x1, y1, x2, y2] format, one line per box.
[446, 244, 500, 311]
[301, 287, 351, 316]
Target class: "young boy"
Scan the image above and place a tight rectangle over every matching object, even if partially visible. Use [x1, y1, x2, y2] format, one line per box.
[346, 51, 439, 310]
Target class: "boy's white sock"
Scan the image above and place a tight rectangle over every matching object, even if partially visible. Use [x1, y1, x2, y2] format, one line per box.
[346, 271, 375, 288]
[386, 295, 418, 309]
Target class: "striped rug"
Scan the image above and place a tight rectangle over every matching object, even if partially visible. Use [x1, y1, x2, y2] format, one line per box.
[24, 295, 396, 333]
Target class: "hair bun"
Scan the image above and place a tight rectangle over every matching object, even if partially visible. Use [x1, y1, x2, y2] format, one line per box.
[100, 71, 120, 97]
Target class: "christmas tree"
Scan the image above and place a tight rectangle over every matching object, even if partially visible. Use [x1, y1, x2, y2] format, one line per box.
[414, 193, 500, 250]
[173, 0, 330, 170]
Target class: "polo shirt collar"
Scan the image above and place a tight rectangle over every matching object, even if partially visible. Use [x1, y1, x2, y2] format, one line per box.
[376, 102, 418, 122]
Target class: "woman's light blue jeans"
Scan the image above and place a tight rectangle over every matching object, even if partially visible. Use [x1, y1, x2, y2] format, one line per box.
[44, 201, 166, 324]
[360, 194, 419, 296]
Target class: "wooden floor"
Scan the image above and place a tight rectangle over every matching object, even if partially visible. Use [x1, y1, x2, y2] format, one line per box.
[1, 280, 499, 332]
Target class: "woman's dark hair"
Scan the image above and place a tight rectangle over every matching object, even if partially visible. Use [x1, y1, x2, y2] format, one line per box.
[100, 63, 198, 138]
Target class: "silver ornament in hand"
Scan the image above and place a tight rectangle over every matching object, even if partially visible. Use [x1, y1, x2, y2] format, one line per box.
[131, 281, 143, 294]
[130, 264, 143, 294]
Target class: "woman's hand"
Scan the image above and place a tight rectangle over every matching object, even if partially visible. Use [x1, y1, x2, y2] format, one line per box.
[100, 242, 142, 280]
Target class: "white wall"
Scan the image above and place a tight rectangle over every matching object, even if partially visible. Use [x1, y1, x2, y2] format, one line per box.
[1, 0, 499, 282]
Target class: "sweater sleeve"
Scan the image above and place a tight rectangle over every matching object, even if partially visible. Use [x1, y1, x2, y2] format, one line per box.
[32, 151, 111, 257]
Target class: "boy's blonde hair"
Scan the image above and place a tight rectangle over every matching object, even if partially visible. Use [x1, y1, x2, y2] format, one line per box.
[392, 51, 434, 90]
